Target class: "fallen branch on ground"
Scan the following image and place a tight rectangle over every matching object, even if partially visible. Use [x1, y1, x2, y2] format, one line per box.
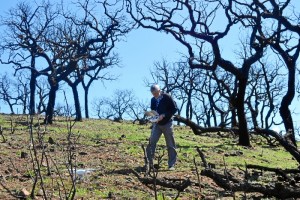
[246, 164, 300, 182]
[173, 115, 238, 135]
[249, 130, 279, 146]
[131, 169, 191, 192]
[177, 116, 300, 165]
[196, 147, 300, 199]
[254, 127, 300, 164]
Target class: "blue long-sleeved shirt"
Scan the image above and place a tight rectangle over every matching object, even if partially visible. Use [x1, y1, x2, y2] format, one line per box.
[151, 92, 178, 125]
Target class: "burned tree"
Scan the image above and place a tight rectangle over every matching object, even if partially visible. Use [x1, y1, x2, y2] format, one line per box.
[253, 0, 300, 146]
[108, 89, 135, 121]
[0, 1, 58, 115]
[51, 0, 130, 122]
[245, 60, 285, 129]
[228, 0, 300, 145]
[195, 69, 236, 128]
[128, 99, 149, 124]
[14, 72, 30, 114]
[126, 0, 268, 146]
[0, 0, 130, 123]
[93, 89, 135, 121]
[0, 73, 19, 114]
[81, 58, 119, 119]
[93, 97, 114, 119]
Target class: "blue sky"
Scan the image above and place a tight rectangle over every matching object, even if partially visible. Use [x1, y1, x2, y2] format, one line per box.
[0, 0, 186, 114]
[0, 0, 299, 131]
[106, 28, 185, 100]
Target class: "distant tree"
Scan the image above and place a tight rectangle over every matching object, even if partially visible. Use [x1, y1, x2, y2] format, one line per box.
[174, 62, 199, 121]
[36, 77, 50, 114]
[81, 58, 119, 119]
[196, 70, 233, 127]
[145, 59, 180, 93]
[0, 73, 18, 114]
[14, 72, 30, 114]
[93, 90, 135, 121]
[192, 94, 211, 127]
[54, 102, 75, 118]
[0, 1, 58, 115]
[128, 99, 149, 124]
[107, 89, 135, 121]
[0, 72, 30, 114]
[246, 60, 285, 129]
[93, 97, 114, 119]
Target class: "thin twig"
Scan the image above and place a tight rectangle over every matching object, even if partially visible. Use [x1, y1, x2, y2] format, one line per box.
[223, 156, 235, 200]
[0, 126, 6, 143]
[194, 157, 202, 199]
[196, 147, 208, 168]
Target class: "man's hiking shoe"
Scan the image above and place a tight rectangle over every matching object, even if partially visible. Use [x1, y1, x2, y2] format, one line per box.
[168, 166, 175, 171]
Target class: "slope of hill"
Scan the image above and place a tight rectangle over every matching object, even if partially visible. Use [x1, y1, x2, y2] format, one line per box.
[0, 114, 298, 199]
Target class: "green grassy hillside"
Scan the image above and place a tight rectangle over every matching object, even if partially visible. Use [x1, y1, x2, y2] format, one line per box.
[0, 114, 298, 199]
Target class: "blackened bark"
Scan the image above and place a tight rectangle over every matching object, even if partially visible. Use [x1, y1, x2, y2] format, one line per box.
[186, 90, 192, 120]
[279, 66, 296, 146]
[71, 85, 82, 121]
[236, 78, 250, 146]
[44, 82, 58, 124]
[82, 79, 94, 119]
[230, 81, 238, 127]
[8, 103, 15, 114]
[174, 115, 238, 135]
[29, 69, 37, 115]
[22, 86, 28, 114]
[210, 104, 218, 127]
[84, 88, 89, 119]
[255, 127, 300, 164]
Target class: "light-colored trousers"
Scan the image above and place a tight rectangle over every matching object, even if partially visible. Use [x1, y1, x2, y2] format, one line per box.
[146, 121, 177, 167]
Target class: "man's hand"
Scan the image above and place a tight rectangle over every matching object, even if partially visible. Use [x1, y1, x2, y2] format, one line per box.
[158, 114, 165, 121]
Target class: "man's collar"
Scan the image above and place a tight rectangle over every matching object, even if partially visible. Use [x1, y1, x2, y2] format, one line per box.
[155, 92, 163, 100]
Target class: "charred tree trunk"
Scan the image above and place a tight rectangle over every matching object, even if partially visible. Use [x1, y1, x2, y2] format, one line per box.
[279, 66, 296, 146]
[210, 104, 218, 127]
[8, 103, 15, 114]
[71, 85, 82, 121]
[236, 78, 250, 146]
[29, 69, 37, 115]
[186, 90, 192, 120]
[44, 79, 58, 124]
[230, 105, 238, 127]
[22, 85, 28, 114]
[230, 81, 238, 127]
[84, 88, 89, 119]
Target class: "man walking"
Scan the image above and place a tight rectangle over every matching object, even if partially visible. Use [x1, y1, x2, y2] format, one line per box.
[146, 84, 178, 171]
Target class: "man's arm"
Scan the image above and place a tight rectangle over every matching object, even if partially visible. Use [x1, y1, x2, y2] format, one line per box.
[150, 98, 156, 111]
[164, 94, 178, 120]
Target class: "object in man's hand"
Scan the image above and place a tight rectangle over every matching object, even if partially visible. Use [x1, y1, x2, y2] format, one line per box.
[149, 115, 160, 123]
[145, 110, 159, 123]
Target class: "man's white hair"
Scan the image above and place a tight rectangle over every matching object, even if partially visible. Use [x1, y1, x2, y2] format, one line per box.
[150, 84, 160, 92]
